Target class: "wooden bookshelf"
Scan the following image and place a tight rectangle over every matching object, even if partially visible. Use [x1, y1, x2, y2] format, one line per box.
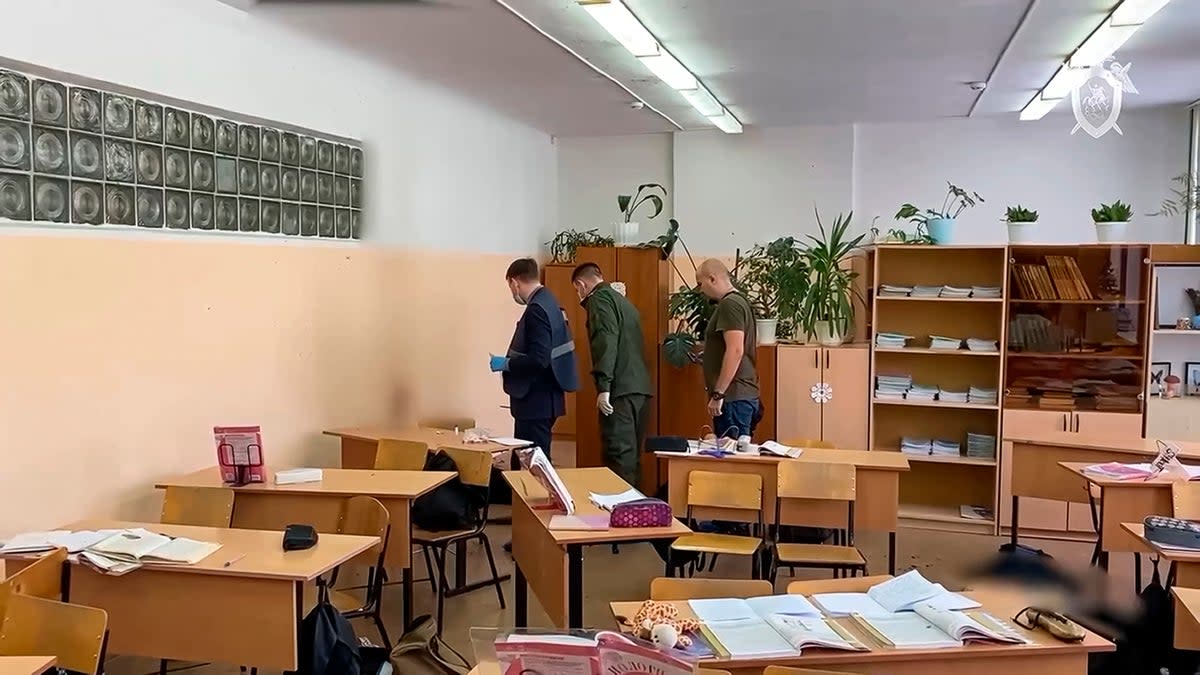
[870, 245, 1008, 534]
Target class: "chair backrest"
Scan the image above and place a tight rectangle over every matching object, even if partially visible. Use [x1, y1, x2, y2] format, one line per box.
[649, 577, 773, 601]
[777, 462, 856, 502]
[764, 667, 860, 675]
[1174, 482, 1200, 519]
[160, 485, 235, 527]
[786, 574, 893, 595]
[419, 417, 476, 431]
[375, 439, 429, 471]
[0, 592, 108, 674]
[686, 470, 763, 511]
[697, 670, 733, 675]
[338, 496, 390, 567]
[439, 447, 495, 488]
[783, 438, 836, 449]
[5, 548, 67, 601]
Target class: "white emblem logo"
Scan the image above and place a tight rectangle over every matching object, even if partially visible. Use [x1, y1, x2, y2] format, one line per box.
[1071, 58, 1138, 138]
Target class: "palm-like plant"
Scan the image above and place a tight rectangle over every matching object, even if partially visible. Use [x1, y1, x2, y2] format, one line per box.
[740, 236, 809, 341]
[797, 210, 866, 340]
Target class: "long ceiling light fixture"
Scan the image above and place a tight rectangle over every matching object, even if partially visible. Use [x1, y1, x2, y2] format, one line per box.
[578, 0, 742, 133]
[1020, 0, 1172, 121]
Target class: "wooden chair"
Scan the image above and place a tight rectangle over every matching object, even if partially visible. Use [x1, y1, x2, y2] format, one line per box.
[1174, 482, 1200, 519]
[764, 667, 861, 675]
[328, 496, 392, 645]
[160, 485, 235, 527]
[374, 438, 429, 471]
[3, 548, 67, 601]
[772, 462, 866, 583]
[783, 438, 836, 449]
[786, 575, 894, 595]
[649, 577, 772, 601]
[0, 592, 108, 675]
[419, 416, 476, 431]
[413, 447, 506, 635]
[667, 471, 766, 579]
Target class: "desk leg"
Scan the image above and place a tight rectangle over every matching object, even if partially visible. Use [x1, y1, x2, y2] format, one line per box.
[888, 532, 897, 575]
[514, 565, 528, 628]
[1011, 496, 1019, 548]
[454, 540, 468, 588]
[567, 544, 584, 629]
[1098, 497, 1109, 572]
[402, 566, 413, 631]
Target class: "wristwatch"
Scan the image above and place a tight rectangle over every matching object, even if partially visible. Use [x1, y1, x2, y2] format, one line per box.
[709, 391, 726, 401]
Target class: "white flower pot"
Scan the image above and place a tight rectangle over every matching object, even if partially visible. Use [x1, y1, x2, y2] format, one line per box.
[813, 320, 845, 347]
[756, 318, 778, 345]
[1095, 221, 1128, 243]
[1007, 222, 1036, 244]
[614, 220, 639, 246]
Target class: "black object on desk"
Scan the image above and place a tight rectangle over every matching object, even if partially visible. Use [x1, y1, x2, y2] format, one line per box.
[283, 524, 319, 551]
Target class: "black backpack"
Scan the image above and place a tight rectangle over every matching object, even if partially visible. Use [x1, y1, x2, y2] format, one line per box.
[411, 450, 487, 531]
[290, 583, 361, 675]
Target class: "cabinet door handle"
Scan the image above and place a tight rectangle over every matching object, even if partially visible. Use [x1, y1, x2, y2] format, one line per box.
[814, 350, 819, 369]
[1062, 414, 1069, 432]
[1073, 414, 1080, 433]
[825, 350, 830, 369]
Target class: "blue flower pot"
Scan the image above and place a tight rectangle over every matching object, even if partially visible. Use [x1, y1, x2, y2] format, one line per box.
[926, 217, 956, 245]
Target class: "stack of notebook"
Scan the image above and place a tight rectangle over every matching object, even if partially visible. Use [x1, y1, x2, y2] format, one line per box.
[911, 285, 943, 298]
[907, 383, 939, 401]
[900, 437, 933, 455]
[929, 335, 963, 351]
[970, 286, 1002, 299]
[931, 439, 961, 457]
[938, 389, 968, 403]
[968, 387, 998, 405]
[878, 284, 913, 297]
[875, 374, 912, 399]
[966, 433, 997, 459]
[875, 332, 914, 349]
[940, 286, 972, 298]
[965, 338, 999, 352]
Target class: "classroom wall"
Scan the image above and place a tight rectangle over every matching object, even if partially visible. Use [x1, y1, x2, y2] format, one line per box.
[555, 134, 675, 244]
[0, 0, 552, 536]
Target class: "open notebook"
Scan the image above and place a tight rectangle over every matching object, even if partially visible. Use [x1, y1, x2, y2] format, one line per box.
[854, 603, 1027, 648]
[812, 570, 981, 617]
[83, 528, 221, 569]
[689, 595, 865, 658]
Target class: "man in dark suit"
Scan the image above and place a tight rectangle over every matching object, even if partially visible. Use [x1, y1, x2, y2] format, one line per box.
[490, 258, 579, 461]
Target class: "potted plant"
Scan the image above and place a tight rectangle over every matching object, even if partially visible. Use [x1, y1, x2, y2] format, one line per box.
[797, 210, 866, 346]
[545, 228, 614, 264]
[740, 236, 808, 344]
[1091, 200, 1132, 242]
[1150, 173, 1198, 219]
[894, 182, 984, 245]
[616, 183, 666, 246]
[1005, 205, 1039, 243]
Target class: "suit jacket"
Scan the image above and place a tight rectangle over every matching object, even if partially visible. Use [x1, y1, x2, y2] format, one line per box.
[502, 286, 578, 420]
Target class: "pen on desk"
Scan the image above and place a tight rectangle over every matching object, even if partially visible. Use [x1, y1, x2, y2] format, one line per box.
[222, 554, 246, 568]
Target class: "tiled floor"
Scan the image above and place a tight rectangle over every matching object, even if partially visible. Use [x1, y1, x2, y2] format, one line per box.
[103, 440, 1142, 674]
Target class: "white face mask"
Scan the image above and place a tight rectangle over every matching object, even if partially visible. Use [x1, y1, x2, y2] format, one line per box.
[512, 291, 526, 306]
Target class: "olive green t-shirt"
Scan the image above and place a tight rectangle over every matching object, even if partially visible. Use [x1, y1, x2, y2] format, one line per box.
[702, 291, 759, 401]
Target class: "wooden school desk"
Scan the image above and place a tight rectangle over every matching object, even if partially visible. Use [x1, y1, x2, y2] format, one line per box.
[1007, 431, 1200, 547]
[1122, 522, 1200, 587]
[608, 587, 1113, 675]
[155, 466, 451, 627]
[1, 520, 376, 672]
[1174, 587, 1200, 650]
[503, 467, 692, 629]
[0, 657, 56, 675]
[656, 449, 909, 574]
[323, 426, 521, 469]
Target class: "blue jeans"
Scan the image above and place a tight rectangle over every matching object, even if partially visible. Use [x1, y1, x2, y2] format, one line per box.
[713, 399, 761, 439]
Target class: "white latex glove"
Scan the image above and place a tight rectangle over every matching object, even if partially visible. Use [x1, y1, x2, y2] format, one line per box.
[597, 392, 614, 416]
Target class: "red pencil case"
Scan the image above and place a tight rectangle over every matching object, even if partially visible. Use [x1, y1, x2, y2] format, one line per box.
[610, 498, 673, 528]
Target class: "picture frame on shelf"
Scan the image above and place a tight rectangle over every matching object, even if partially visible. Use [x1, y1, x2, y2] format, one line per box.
[1150, 362, 1171, 396]
[1187, 362, 1200, 396]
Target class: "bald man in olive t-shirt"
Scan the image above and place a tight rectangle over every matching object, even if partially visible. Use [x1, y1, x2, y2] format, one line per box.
[696, 259, 760, 439]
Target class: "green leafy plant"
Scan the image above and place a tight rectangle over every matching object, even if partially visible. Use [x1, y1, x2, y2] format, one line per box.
[619, 183, 666, 223]
[1091, 200, 1132, 223]
[797, 210, 866, 339]
[545, 228, 614, 264]
[1005, 205, 1039, 223]
[739, 236, 809, 341]
[895, 181, 985, 225]
[1149, 173, 1199, 218]
[869, 216, 935, 245]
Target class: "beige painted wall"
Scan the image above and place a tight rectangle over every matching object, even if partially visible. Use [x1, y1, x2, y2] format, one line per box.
[0, 235, 522, 536]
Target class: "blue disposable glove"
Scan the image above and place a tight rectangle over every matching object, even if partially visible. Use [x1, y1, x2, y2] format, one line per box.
[489, 354, 508, 372]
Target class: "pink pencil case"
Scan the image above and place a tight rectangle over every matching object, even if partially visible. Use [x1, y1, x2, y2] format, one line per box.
[610, 498, 673, 528]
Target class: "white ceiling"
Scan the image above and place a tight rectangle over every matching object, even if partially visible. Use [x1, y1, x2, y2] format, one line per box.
[248, 0, 1200, 136]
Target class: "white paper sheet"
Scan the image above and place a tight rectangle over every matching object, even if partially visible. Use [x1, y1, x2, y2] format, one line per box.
[588, 488, 644, 511]
[867, 570, 942, 613]
[745, 594, 822, 618]
[489, 437, 533, 447]
[0, 530, 71, 554]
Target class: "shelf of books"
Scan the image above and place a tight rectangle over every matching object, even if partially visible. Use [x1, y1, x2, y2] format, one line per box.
[870, 245, 1008, 534]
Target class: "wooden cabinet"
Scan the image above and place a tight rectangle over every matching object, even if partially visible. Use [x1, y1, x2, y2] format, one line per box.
[659, 345, 779, 445]
[776, 344, 869, 449]
[1073, 411, 1143, 436]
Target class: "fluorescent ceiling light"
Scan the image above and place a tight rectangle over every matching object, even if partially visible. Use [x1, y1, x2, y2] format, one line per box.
[1020, 0, 1172, 122]
[680, 86, 722, 117]
[1019, 95, 1061, 121]
[638, 52, 697, 90]
[708, 109, 743, 134]
[579, 0, 659, 57]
